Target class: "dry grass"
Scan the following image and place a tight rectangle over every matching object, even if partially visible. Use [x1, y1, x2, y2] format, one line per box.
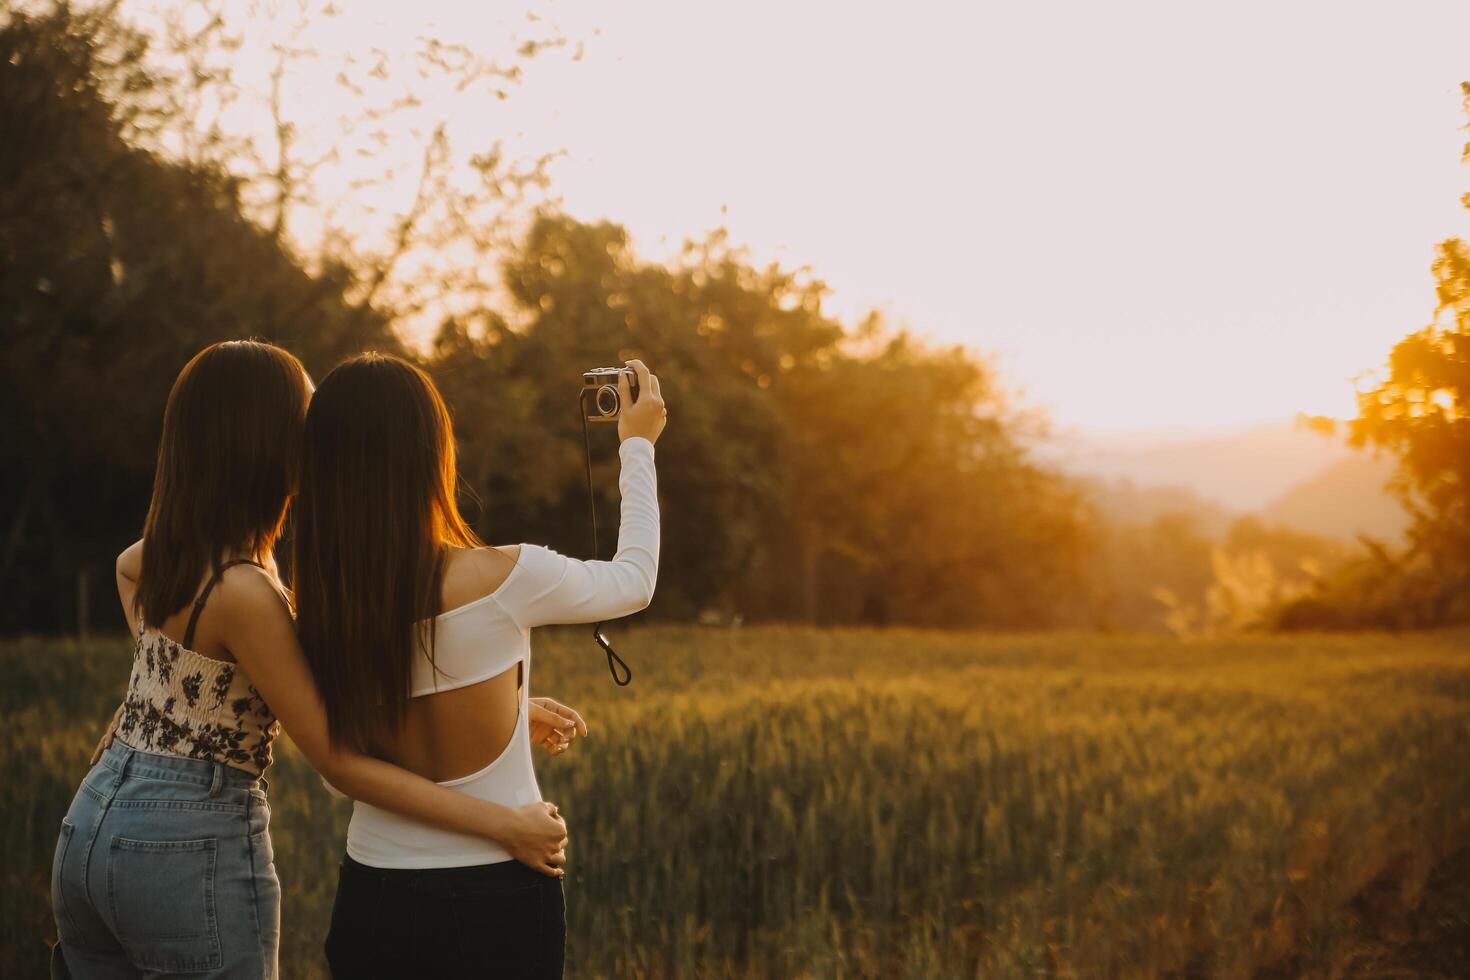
[5, 625, 1469, 978]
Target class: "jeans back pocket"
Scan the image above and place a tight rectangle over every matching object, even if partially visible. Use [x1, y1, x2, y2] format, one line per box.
[449, 881, 547, 976]
[108, 836, 222, 973]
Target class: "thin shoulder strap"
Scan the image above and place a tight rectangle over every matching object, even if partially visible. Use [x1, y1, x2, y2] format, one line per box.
[181, 558, 265, 651]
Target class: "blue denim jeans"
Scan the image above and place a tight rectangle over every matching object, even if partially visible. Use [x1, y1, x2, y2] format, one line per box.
[50, 741, 279, 979]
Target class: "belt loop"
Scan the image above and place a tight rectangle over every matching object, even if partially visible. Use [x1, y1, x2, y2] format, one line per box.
[209, 762, 224, 799]
[113, 743, 134, 790]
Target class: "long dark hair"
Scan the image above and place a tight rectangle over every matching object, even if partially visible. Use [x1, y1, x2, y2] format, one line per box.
[136, 341, 312, 630]
[292, 352, 482, 750]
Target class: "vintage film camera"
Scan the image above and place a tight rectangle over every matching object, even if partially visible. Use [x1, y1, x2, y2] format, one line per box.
[582, 366, 640, 422]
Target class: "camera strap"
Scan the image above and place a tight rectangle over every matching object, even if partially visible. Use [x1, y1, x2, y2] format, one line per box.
[580, 391, 633, 686]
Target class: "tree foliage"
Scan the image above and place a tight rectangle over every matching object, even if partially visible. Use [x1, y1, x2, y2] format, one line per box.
[1, 2, 397, 629]
[431, 214, 1097, 627]
[1291, 82, 1470, 627]
[1, 2, 1096, 632]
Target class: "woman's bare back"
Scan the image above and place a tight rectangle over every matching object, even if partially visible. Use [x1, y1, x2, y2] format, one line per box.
[374, 545, 524, 782]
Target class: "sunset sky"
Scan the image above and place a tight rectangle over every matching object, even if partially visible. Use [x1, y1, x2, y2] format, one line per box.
[136, 0, 1470, 435]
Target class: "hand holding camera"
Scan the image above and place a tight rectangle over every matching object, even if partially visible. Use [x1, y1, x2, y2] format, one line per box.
[583, 358, 666, 445]
[577, 358, 666, 687]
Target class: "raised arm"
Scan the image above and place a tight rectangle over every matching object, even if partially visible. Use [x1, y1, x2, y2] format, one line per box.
[502, 435, 660, 627]
[500, 359, 666, 628]
[218, 568, 569, 876]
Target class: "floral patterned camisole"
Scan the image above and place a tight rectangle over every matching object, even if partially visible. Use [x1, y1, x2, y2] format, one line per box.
[113, 559, 280, 776]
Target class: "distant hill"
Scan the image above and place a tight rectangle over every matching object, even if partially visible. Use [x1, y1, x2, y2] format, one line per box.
[1076, 476, 1238, 538]
[1048, 419, 1411, 543]
[1046, 419, 1353, 512]
[1259, 453, 1410, 542]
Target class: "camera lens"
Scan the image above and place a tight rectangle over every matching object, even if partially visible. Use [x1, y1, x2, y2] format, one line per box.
[596, 384, 620, 416]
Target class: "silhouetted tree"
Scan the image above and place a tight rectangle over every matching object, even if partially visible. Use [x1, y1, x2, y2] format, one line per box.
[1321, 82, 1470, 624]
[0, 2, 396, 630]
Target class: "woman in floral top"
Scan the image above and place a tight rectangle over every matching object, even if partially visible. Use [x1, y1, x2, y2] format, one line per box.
[50, 341, 580, 979]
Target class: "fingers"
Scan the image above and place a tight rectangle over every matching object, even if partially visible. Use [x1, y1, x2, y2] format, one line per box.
[617, 364, 634, 406]
[532, 840, 568, 877]
[534, 699, 588, 743]
[549, 701, 588, 738]
[642, 368, 665, 421]
[529, 803, 568, 876]
[544, 699, 588, 738]
[543, 698, 573, 720]
[545, 839, 569, 872]
[625, 358, 651, 395]
[531, 725, 577, 754]
[534, 697, 585, 731]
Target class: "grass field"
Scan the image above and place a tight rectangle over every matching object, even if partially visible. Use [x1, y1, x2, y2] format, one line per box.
[5, 625, 1470, 978]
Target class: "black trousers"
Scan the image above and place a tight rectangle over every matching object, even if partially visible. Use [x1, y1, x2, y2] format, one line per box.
[325, 854, 566, 979]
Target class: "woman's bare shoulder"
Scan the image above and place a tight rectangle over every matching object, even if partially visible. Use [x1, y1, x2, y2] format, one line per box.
[441, 544, 522, 610]
[116, 539, 144, 582]
[214, 562, 293, 621]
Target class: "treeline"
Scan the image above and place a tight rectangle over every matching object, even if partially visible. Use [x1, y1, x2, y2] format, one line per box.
[6, 3, 1468, 637]
[430, 216, 1101, 627]
[0, 3, 1093, 633]
[2, 3, 400, 633]
[1088, 505, 1354, 637]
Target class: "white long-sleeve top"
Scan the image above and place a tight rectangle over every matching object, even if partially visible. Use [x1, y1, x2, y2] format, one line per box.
[345, 436, 659, 868]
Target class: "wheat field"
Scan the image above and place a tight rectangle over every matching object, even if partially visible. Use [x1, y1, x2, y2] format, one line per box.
[4, 626, 1469, 978]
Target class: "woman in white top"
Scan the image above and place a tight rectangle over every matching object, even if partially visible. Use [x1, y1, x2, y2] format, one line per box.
[290, 353, 666, 978]
[49, 341, 574, 980]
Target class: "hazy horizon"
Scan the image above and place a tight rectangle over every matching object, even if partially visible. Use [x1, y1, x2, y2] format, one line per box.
[114, 0, 1470, 437]
[472, 0, 1470, 432]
